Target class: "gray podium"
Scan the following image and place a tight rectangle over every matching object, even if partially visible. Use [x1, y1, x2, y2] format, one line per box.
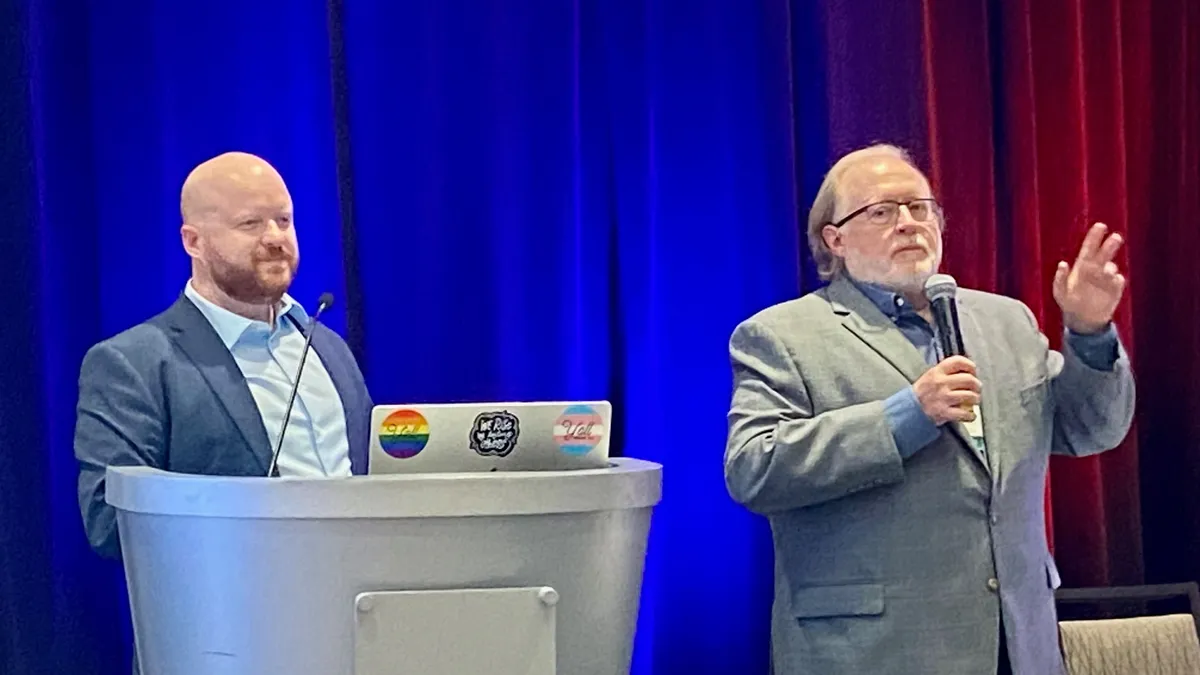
[106, 458, 662, 674]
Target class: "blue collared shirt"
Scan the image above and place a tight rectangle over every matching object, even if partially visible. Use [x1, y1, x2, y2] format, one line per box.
[849, 277, 1120, 459]
[184, 282, 351, 477]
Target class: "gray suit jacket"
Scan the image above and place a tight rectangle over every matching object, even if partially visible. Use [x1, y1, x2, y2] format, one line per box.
[75, 296, 373, 560]
[725, 276, 1135, 675]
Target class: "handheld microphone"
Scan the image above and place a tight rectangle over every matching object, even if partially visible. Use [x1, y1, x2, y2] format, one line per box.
[924, 274, 965, 358]
[924, 274, 987, 452]
[266, 292, 336, 477]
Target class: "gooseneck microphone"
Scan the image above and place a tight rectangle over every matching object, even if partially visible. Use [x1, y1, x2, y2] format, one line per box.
[924, 274, 965, 359]
[266, 292, 336, 477]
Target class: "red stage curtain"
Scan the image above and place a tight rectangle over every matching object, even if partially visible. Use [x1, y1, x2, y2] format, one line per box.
[918, 0, 1200, 586]
[821, 0, 1200, 587]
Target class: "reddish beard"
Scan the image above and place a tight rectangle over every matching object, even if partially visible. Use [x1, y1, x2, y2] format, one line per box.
[209, 252, 298, 304]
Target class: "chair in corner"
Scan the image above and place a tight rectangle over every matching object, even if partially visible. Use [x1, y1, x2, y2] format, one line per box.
[1054, 582, 1200, 675]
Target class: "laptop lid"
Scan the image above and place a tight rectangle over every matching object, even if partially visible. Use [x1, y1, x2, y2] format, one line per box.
[369, 401, 611, 474]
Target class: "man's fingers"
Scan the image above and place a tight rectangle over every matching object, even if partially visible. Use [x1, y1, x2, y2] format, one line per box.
[1053, 261, 1069, 301]
[1096, 232, 1124, 265]
[943, 403, 978, 423]
[947, 390, 982, 409]
[938, 356, 978, 375]
[1097, 271, 1128, 298]
[1075, 222, 1108, 263]
[1075, 260, 1123, 291]
[944, 374, 983, 393]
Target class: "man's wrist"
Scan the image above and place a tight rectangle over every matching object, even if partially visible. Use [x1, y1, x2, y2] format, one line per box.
[1064, 316, 1110, 336]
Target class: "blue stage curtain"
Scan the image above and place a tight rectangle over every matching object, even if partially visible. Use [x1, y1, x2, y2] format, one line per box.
[2, 1, 356, 672]
[1, 1, 807, 671]
[338, 1, 807, 671]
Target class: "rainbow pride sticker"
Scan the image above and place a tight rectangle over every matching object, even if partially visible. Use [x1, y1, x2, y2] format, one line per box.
[379, 410, 430, 459]
[554, 405, 605, 455]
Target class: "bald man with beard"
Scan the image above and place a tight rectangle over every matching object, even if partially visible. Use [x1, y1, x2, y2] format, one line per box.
[75, 152, 373, 560]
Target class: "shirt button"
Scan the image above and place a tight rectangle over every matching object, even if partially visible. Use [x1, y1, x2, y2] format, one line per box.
[990, 513, 998, 525]
[987, 578, 1000, 592]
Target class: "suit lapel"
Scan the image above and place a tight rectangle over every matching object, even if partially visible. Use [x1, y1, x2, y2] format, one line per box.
[163, 296, 273, 473]
[826, 277, 929, 384]
[826, 278, 990, 476]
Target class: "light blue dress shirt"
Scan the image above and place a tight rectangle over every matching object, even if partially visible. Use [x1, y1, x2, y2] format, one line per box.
[184, 282, 351, 477]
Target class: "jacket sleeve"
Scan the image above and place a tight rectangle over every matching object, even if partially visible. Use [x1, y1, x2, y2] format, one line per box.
[74, 342, 167, 559]
[725, 318, 907, 514]
[1014, 304, 1136, 456]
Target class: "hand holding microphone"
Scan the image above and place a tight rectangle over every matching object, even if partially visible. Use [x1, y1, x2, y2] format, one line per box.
[913, 356, 981, 425]
[916, 274, 982, 427]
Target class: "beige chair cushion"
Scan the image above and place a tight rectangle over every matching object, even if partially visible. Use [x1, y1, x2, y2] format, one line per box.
[1059, 614, 1200, 675]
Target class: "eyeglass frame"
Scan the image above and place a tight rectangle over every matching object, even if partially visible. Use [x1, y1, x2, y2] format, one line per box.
[829, 198, 943, 229]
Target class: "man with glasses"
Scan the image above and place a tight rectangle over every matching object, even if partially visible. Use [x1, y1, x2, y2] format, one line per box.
[724, 144, 1134, 675]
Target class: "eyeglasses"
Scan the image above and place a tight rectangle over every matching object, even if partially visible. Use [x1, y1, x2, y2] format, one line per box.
[831, 198, 942, 228]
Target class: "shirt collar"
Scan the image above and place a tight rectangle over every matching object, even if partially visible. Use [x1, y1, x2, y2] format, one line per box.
[184, 280, 309, 349]
[847, 275, 915, 321]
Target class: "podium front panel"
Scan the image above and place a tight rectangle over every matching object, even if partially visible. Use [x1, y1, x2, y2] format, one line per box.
[109, 459, 661, 675]
[354, 587, 556, 674]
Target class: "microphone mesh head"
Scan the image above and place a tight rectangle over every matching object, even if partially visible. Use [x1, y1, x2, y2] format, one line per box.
[924, 274, 958, 302]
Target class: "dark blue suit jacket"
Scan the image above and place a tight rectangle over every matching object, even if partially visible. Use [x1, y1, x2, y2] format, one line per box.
[75, 296, 372, 559]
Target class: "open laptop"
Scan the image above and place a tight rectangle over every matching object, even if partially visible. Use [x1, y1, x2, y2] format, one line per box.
[368, 401, 612, 474]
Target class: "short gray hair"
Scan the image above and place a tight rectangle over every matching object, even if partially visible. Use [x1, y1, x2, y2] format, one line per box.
[806, 144, 926, 280]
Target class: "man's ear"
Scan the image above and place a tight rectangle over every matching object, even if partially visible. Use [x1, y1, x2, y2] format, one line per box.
[180, 224, 202, 259]
[821, 224, 844, 257]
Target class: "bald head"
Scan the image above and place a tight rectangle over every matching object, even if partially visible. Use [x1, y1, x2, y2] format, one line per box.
[181, 152, 290, 226]
[180, 152, 299, 314]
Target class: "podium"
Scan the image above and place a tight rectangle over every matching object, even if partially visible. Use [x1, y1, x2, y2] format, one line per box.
[107, 458, 662, 674]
